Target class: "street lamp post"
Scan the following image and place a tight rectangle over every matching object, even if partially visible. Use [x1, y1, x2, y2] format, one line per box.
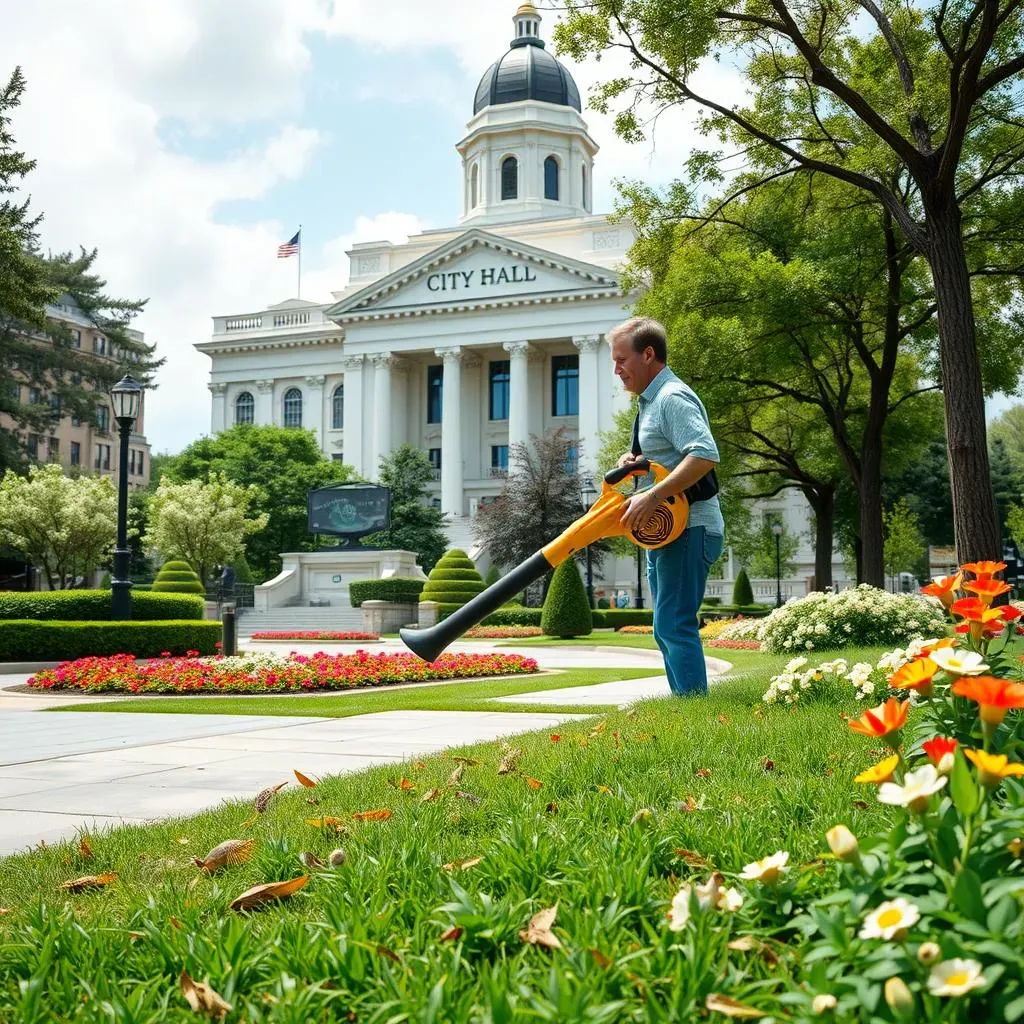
[581, 479, 597, 609]
[772, 521, 783, 608]
[109, 374, 143, 620]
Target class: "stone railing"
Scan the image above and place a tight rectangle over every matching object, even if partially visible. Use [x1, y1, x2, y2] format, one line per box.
[272, 312, 310, 328]
[703, 577, 810, 603]
[224, 316, 263, 332]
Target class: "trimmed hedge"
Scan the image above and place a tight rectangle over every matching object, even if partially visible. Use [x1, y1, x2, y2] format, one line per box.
[420, 590, 486, 606]
[349, 578, 425, 607]
[152, 560, 204, 595]
[541, 560, 592, 638]
[421, 550, 485, 610]
[591, 609, 654, 628]
[428, 568, 484, 582]
[700, 603, 772, 618]
[480, 608, 543, 627]
[0, 590, 204, 622]
[0, 620, 221, 661]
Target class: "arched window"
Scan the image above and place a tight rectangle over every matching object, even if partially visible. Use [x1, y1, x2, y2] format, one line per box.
[283, 387, 303, 428]
[332, 384, 344, 429]
[501, 156, 518, 200]
[470, 164, 479, 208]
[235, 391, 254, 425]
[544, 156, 559, 200]
[581, 164, 588, 209]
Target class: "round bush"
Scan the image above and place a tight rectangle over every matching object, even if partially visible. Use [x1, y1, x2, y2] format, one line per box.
[422, 580, 485, 596]
[428, 568, 486, 582]
[756, 585, 948, 654]
[161, 560, 194, 572]
[152, 560, 204, 595]
[540, 560, 592, 638]
[732, 569, 754, 607]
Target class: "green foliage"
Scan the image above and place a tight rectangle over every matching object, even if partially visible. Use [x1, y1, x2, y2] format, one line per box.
[540, 559, 593, 638]
[0, 590, 203, 621]
[883, 497, 927, 582]
[597, 596, 610, 609]
[0, 620, 220, 661]
[480, 607, 543, 627]
[732, 569, 754, 607]
[884, 436, 954, 549]
[159, 425, 349, 582]
[230, 551, 255, 586]
[421, 550, 485, 610]
[989, 437, 1024, 538]
[362, 445, 448, 572]
[348, 578, 425, 607]
[591, 609, 655, 628]
[151, 560, 204, 595]
[484, 564, 501, 587]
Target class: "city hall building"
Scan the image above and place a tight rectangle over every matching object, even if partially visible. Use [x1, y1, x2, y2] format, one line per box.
[199, 3, 842, 601]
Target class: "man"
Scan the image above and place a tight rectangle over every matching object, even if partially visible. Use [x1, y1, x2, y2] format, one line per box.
[610, 317, 725, 697]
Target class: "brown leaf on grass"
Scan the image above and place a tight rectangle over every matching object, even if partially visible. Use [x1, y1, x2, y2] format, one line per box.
[545, 802, 559, 815]
[613, 730, 621, 748]
[420, 787, 443, 803]
[450, 756, 480, 766]
[169, 916, 183, 930]
[0, 908, 11, 916]
[852, 799, 870, 810]
[177, 837, 191, 846]
[717, 713, 730, 726]
[299, 851, 325, 870]
[293, 770, 318, 789]
[413, 760, 428, 770]
[497, 748, 522, 775]
[398, 778, 416, 792]
[306, 797, 320, 805]
[352, 808, 392, 822]
[229, 874, 309, 912]
[376, 944, 401, 964]
[127, 931, 146, 941]
[443, 855, 483, 871]
[59, 873, 116, 893]
[439, 926, 463, 943]
[674, 849, 709, 867]
[762, 758, 775, 772]
[253, 782, 288, 813]
[524, 777, 544, 790]
[705, 993, 766, 1018]
[519, 904, 562, 950]
[727, 936, 756, 952]
[447, 763, 465, 786]
[590, 948, 612, 969]
[590, 721, 607, 737]
[454, 790, 482, 805]
[677, 795, 698, 813]
[193, 839, 255, 874]
[180, 970, 231, 1020]
[752, 707, 764, 719]
[306, 816, 346, 829]
[696, 767, 712, 779]
[78, 836, 93, 860]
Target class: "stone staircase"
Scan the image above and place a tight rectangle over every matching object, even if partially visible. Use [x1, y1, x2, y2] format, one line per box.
[237, 605, 366, 637]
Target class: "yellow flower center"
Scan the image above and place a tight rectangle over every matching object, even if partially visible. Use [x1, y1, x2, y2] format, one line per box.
[946, 972, 968, 988]
[877, 908, 903, 929]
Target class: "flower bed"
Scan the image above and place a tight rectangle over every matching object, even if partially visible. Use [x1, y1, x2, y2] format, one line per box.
[27, 649, 538, 695]
[618, 624, 653, 634]
[704, 637, 762, 650]
[249, 631, 380, 641]
[462, 625, 544, 638]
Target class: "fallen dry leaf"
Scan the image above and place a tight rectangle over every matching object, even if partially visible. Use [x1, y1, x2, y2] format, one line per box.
[169, 916, 183, 930]
[253, 782, 288, 813]
[0, 908, 11, 916]
[306, 797, 320, 805]
[497, 747, 522, 775]
[413, 760, 428, 770]
[717, 713, 730, 726]
[306, 816, 346, 829]
[454, 790, 482, 805]
[352, 809, 392, 822]
[439, 926, 463, 943]
[635, 732, 654, 741]
[705, 992, 765, 1018]
[299, 852, 325, 870]
[177, 837, 192, 846]
[696, 767, 712, 779]
[180, 970, 231, 1020]
[376, 944, 401, 963]
[674, 849, 710, 867]
[443, 855, 484, 871]
[524, 777, 544, 790]
[229, 874, 309, 912]
[59, 873, 116, 893]
[852, 799, 870, 810]
[613, 730, 621, 748]
[398, 778, 416, 792]
[595, 784, 612, 796]
[762, 758, 775, 771]
[519, 904, 562, 950]
[625, 708, 637, 718]
[727, 936, 756, 952]
[420, 787, 443, 803]
[450, 756, 480, 766]
[550, 734, 561, 742]
[447, 763, 465, 786]
[293, 770, 318, 789]
[78, 836, 93, 860]
[590, 948, 612, 969]
[127, 931, 146, 941]
[590, 721, 607, 737]
[193, 839, 255, 874]
[630, 808, 655, 826]
[545, 802, 559, 815]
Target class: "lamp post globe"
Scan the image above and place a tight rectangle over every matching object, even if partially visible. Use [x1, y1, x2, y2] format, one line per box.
[581, 479, 597, 609]
[772, 521, 783, 608]
[109, 374, 144, 620]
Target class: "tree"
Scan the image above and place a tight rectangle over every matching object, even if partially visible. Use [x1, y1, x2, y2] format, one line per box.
[748, 515, 800, 581]
[541, 558, 593, 637]
[144, 473, 268, 585]
[0, 463, 116, 588]
[989, 437, 1024, 538]
[160, 425, 350, 581]
[362, 444, 448, 572]
[883, 435, 955, 551]
[883, 497, 927, 587]
[988, 405, 1024, 475]
[556, 0, 1024, 568]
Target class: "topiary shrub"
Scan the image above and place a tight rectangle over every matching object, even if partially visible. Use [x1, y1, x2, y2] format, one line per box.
[732, 568, 754, 607]
[484, 564, 501, 587]
[420, 550, 485, 611]
[231, 552, 255, 586]
[152, 560, 205, 595]
[349, 578, 425, 607]
[597, 597, 610, 609]
[540, 560, 592, 638]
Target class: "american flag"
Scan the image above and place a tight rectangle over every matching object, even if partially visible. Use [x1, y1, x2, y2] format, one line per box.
[277, 230, 300, 258]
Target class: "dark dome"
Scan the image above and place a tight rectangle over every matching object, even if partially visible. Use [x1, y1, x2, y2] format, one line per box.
[473, 39, 582, 115]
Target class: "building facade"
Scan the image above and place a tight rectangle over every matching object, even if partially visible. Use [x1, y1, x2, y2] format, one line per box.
[199, 3, 852, 597]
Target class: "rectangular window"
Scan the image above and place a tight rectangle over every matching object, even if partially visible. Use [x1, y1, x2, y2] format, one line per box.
[71, 329, 81, 348]
[137, 451, 144, 475]
[93, 336, 106, 355]
[71, 414, 81, 428]
[96, 405, 109, 431]
[129, 449, 136, 474]
[331, 452, 345, 464]
[95, 443, 110, 470]
[49, 394, 61, 420]
[47, 437, 59, 461]
[426, 365, 443, 424]
[551, 354, 579, 417]
[489, 359, 510, 420]
[26, 433, 39, 459]
[70, 441, 80, 466]
[491, 444, 509, 473]
[27, 386, 39, 406]
[428, 448, 442, 472]
[564, 443, 579, 475]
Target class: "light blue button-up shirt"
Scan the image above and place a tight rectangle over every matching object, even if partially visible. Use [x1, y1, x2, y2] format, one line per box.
[637, 366, 725, 536]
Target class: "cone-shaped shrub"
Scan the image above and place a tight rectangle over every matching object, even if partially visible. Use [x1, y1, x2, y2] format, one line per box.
[420, 549, 485, 611]
[152, 560, 205, 595]
[732, 568, 754, 607]
[541, 559, 592, 638]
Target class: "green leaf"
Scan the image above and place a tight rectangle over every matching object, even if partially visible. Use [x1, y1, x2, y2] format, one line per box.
[1003, 990, 1024, 1022]
[953, 868, 987, 923]
[986, 897, 1018, 936]
[950, 751, 980, 816]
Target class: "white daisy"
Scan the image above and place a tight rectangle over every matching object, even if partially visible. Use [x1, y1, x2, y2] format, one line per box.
[927, 959, 986, 997]
[927, 648, 990, 677]
[877, 765, 948, 814]
[739, 850, 789, 885]
[859, 898, 921, 940]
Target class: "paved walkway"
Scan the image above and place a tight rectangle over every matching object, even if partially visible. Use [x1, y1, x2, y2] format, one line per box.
[0, 644, 730, 856]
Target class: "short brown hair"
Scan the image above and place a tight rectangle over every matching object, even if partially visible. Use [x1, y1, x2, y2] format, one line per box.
[610, 317, 667, 363]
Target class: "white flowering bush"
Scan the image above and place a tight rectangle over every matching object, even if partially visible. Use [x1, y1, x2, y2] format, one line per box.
[757, 584, 947, 654]
[714, 617, 764, 643]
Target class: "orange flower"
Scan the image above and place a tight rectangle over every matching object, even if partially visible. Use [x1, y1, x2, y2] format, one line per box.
[950, 597, 1007, 643]
[848, 698, 910, 740]
[951, 677, 1024, 726]
[889, 659, 938, 695]
[999, 604, 1023, 623]
[854, 753, 900, 784]
[963, 749, 1024, 788]
[922, 737, 958, 774]
[919, 638, 956, 656]
[921, 573, 963, 608]
[961, 560, 1006, 580]
[962, 577, 1013, 607]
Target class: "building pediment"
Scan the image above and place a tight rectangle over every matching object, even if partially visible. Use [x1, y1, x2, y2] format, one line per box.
[325, 229, 622, 323]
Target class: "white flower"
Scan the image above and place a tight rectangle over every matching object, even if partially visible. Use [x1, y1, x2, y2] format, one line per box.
[739, 850, 789, 885]
[843, 623, 853, 633]
[805, 640, 815, 650]
[859, 681, 875, 696]
[859, 898, 921, 940]
[719, 887, 744, 912]
[878, 765, 948, 814]
[927, 648, 990, 677]
[811, 993, 838, 1013]
[668, 874, 736, 930]
[927, 959, 986, 997]
[785, 657, 808, 672]
[667, 884, 694, 931]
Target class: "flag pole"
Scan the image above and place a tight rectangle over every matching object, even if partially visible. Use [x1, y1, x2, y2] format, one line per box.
[297, 224, 302, 299]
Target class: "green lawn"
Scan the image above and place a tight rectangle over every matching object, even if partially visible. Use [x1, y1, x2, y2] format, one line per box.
[0, 667, 888, 1021]
[500, 631, 660, 649]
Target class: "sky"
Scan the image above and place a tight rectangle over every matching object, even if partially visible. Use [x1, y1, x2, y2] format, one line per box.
[1, 0, 1017, 453]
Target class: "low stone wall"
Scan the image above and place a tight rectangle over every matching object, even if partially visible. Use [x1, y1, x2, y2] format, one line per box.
[361, 600, 418, 634]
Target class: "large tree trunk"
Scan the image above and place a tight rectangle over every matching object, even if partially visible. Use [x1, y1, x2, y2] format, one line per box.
[925, 202, 1001, 565]
[805, 485, 835, 590]
[858, 457, 885, 589]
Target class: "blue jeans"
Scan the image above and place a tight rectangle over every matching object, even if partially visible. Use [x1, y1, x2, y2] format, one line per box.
[647, 527, 724, 697]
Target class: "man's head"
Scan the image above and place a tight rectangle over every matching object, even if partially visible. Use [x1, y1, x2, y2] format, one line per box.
[609, 317, 668, 396]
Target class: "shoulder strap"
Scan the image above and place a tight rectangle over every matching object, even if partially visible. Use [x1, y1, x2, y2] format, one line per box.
[631, 410, 642, 456]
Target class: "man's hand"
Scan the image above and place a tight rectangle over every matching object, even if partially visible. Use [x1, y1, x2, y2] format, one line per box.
[616, 451, 640, 468]
[620, 488, 663, 534]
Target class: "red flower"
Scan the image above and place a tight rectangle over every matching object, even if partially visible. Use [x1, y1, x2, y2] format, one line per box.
[922, 736, 958, 767]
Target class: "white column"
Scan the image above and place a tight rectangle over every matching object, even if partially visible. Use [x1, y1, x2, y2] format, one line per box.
[503, 341, 532, 453]
[371, 354, 393, 477]
[341, 355, 365, 476]
[436, 346, 465, 517]
[573, 334, 602, 476]
[255, 379, 274, 426]
[304, 375, 326, 448]
[208, 383, 227, 434]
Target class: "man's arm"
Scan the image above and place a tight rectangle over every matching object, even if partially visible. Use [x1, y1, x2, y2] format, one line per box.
[619, 454, 716, 532]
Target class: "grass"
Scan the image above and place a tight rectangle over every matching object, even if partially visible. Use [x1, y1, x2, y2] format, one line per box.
[500, 632, 659, 649]
[0, 660, 892, 1022]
